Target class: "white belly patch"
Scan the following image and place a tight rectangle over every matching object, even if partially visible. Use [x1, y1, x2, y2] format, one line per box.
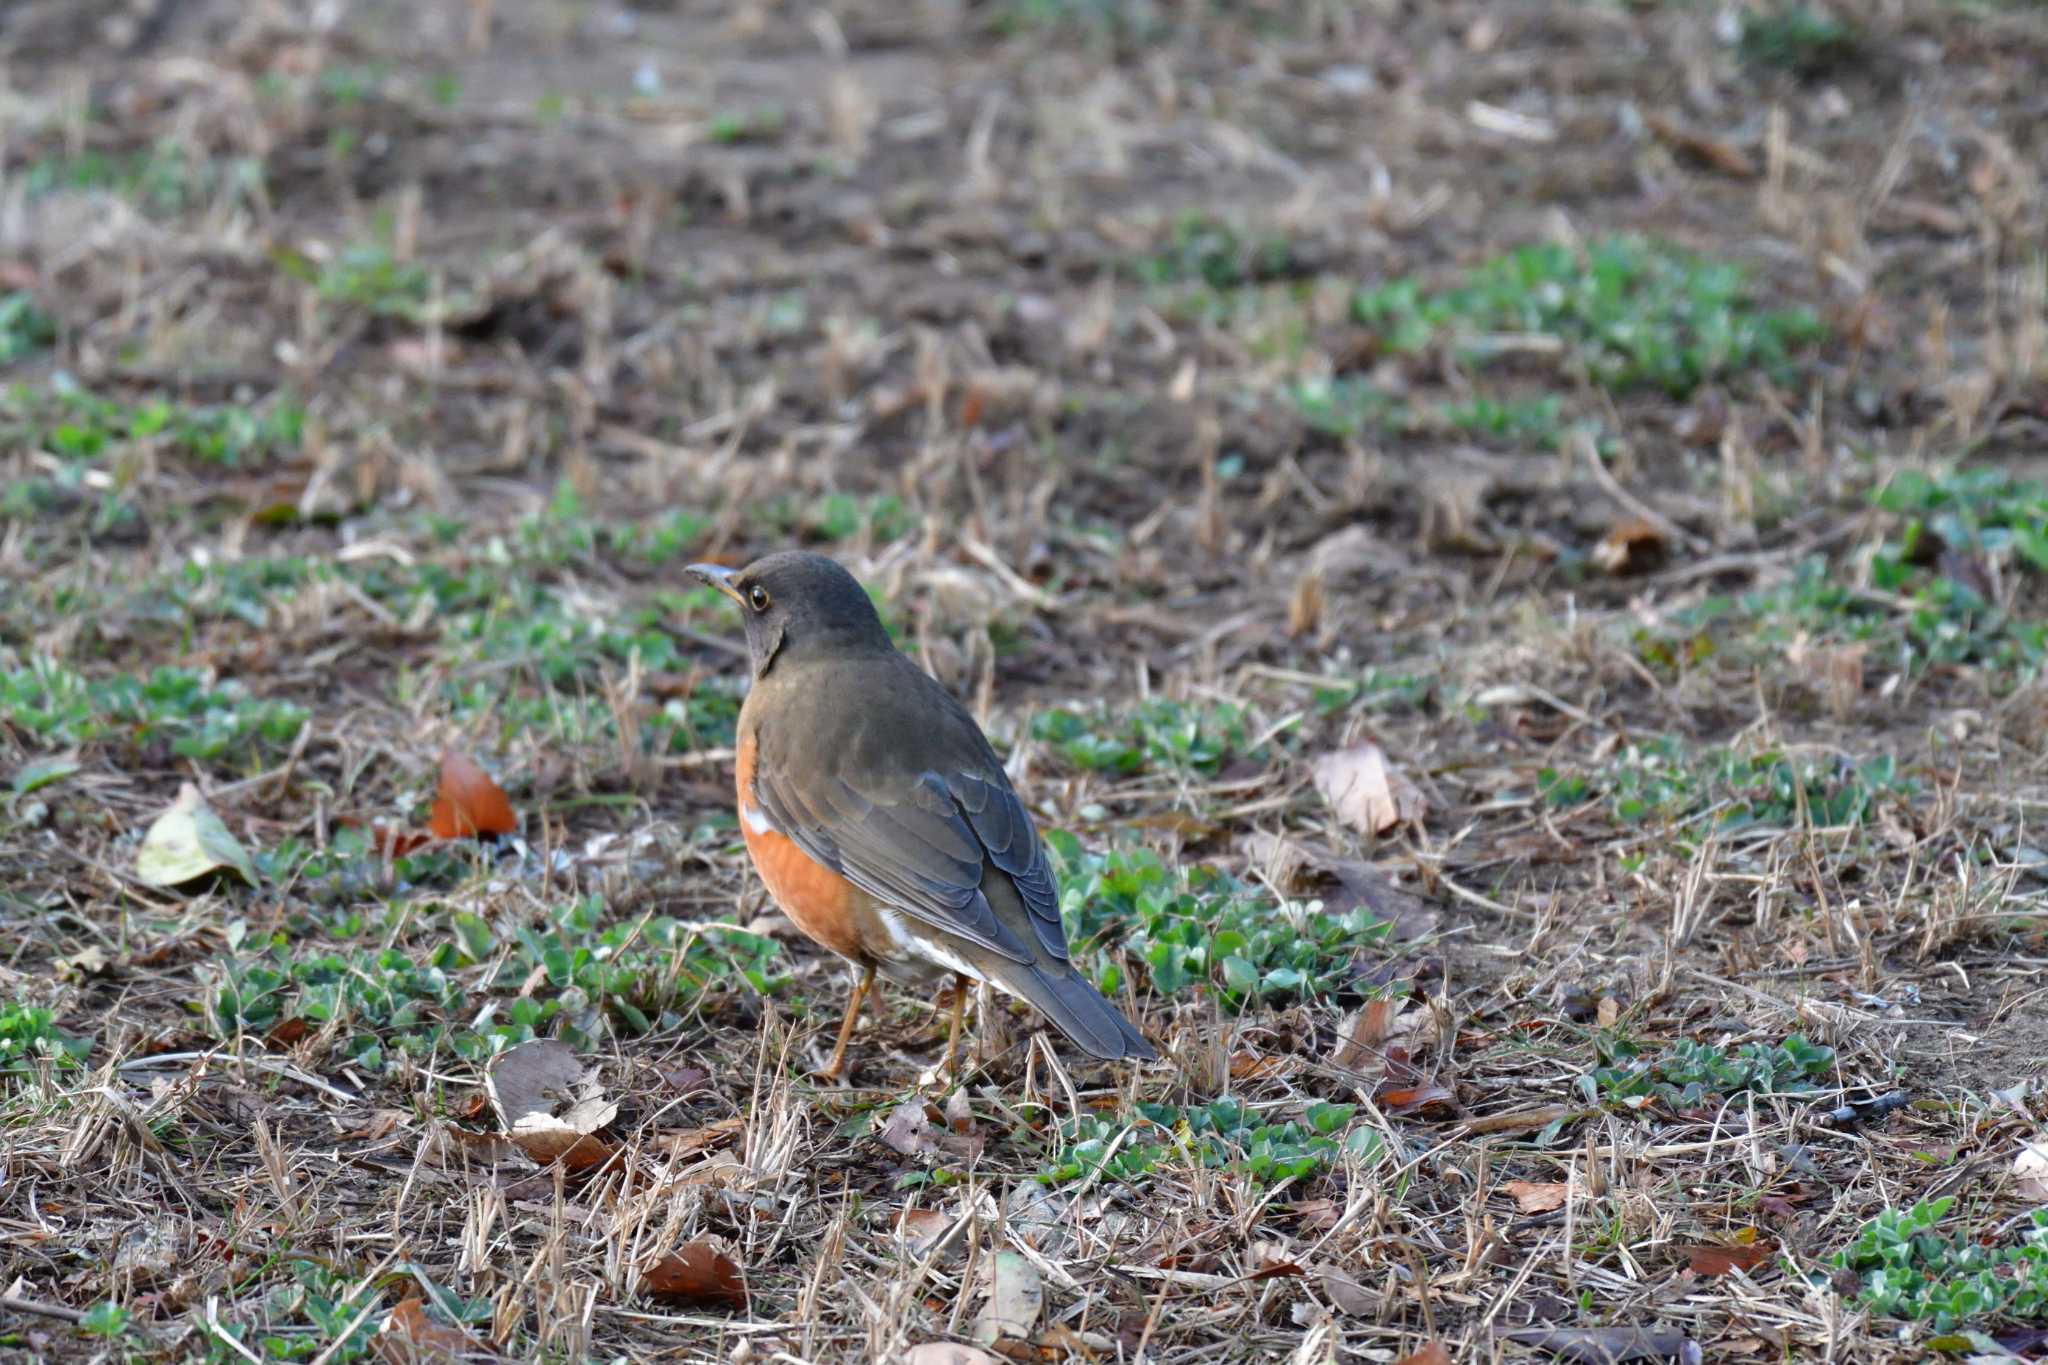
[877, 908, 1016, 995]
[742, 802, 775, 835]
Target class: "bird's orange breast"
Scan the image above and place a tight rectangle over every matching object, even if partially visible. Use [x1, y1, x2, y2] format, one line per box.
[735, 727, 872, 962]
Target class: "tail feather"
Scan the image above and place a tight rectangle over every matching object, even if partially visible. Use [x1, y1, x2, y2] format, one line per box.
[996, 962, 1157, 1061]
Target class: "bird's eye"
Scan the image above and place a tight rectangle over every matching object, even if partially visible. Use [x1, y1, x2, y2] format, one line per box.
[747, 585, 772, 612]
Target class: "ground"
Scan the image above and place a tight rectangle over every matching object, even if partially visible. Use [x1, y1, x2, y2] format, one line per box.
[3, 0, 2048, 1361]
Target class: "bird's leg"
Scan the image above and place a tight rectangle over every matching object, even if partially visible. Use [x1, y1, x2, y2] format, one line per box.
[819, 963, 876, 1083]
[940, 972, 971, 1078]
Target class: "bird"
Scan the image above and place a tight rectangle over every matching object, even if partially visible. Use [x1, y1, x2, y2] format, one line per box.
[687, 550, 1156, 1081]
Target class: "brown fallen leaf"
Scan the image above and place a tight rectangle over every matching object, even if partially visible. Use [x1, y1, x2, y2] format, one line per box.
[428, 747, 517, 840]
[642, 1237, 747, 1310]
[1398, 1344, 1456, 1365]
[1461, 1104, 1596, 1136]
[879, 1100, 943, 1159]
[374, 1297, 481, 1363]
[1643, 112, 1757, 178]
[1312, 742, 1426, 838]
[485, 1039, 617, 1169]
[345, 1109, 406, 1142]
[1502, 1179, 1570, 1214]
[1230, 1050, 1304, 1081]
[264, 1017, 312, 1048]
[896, 1207, 959, 1258]
[1680, 1239, 1776, 1277]
[1591, 518, 1667, 576]
[656, 1116, 746, 1159]
[1377, 1081, 1456, 1118]
[1323, 1267, 1376, 1316]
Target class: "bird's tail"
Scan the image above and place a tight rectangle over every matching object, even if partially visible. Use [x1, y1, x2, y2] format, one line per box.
[994, 962, 1157, 1060]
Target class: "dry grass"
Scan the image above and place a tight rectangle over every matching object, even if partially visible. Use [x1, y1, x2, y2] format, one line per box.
[4, 0, 2048, 1360]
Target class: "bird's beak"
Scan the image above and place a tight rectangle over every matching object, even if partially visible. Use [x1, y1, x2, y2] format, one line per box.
[686, 562, 745, 606]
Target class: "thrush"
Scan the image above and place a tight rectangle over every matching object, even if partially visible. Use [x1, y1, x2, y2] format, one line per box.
[688, 551, 1156, 1080]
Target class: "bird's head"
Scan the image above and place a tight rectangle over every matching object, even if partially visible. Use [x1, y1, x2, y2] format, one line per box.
[686, 551, 891, 677]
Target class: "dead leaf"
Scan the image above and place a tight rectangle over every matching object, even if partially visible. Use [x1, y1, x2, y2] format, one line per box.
[1288, 569, 1324, 638]
[897, 1207, 960, 1258]
[641, 1237, 747, 1310]
[902, 1347, 1002, 1365]
[944, 1088, 975, 1136]
[880, 1100, 943, 1159]
[112, 1215, 183, 1288]
[2018, 1139, 2048, 1202]
[1292, 1198, 1345, 1232]
[1377, 1081, 1456, 1118]
[1230, 1050, 1304, 1081]
[1323, 1267, 1376, 1316]
[1498, 1327, 1699, 1364]
[346, 1110, 406, 1142]
[972, 1250, 1043, 1346]
[55, 944, 112, 981]
[374, 1297, 480, 1363]
[264, 1017, 312, 1048]
[428, 747, 517, 840]
[1591, 518, 1667, 576]
[1398, 1344, 1456, 1365]
[1312, 742, 1426, 838]
[137, 783, 258, 889]
[1643, 112, 1757, 177]
[1333, 998, 1414, 1071]
[484, 1039, 617, 1169]
[656, 1116, 745, 1159]
[371, 823, 434, 858]
[1501, 1179, 1570, 1214]
[1679, 1239, 1776, 1276]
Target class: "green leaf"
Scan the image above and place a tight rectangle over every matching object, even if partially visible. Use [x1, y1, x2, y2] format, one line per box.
[10, 754, 81, 800]
[1220, 955, 1258, 993]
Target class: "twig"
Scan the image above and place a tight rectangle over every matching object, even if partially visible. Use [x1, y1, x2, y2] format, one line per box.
[1575, 428, 1707, 552]
[0, 1294, 84, 1324]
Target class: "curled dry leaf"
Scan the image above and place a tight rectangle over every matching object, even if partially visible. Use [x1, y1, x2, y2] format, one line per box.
[484, 1039, 617, 1169]
[641, 1236, 747, 1311]
[374, 1297, 480, 1364]
[1377, 1080, 1456, 1118]
[1312, 742, 1426, 838]
[1501, 1179, 1571, 1214]
[428, 746, 517, 840]
[1591, 518, 1667, 577]
[137, 783, 259, 890]
[2017, 1138, 2048, 1202]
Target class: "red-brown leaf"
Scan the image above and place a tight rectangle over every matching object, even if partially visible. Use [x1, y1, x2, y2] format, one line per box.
[1398, 1344, 1456, 1365]
[428, 747, 516, 840]
[1681, 1239, 1776, 1276]
[642, 1237, 747, 1310]
[1376, 1081, 1456, 1117]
